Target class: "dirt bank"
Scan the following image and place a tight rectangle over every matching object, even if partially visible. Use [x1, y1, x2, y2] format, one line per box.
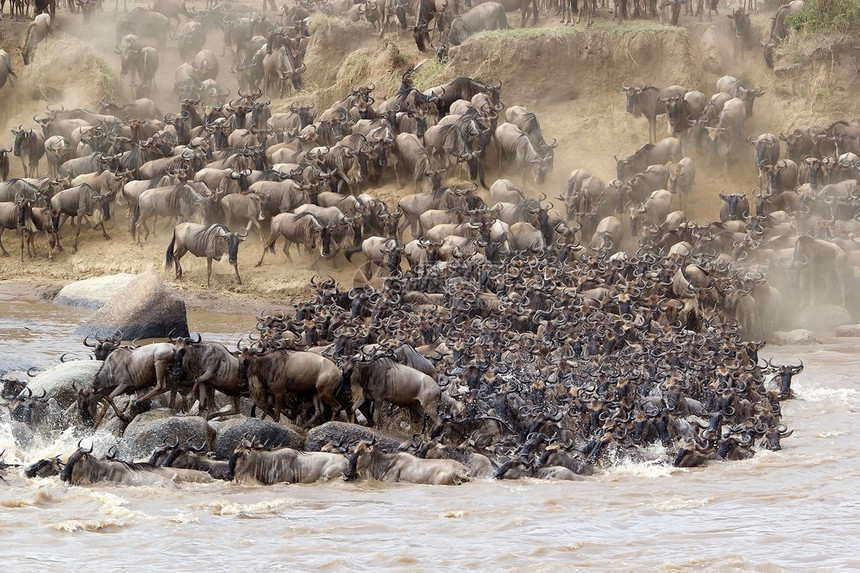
[0, 7, 857, 312]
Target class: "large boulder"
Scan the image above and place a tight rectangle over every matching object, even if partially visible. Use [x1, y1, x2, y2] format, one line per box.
[770, 329, 821, 345]
[75, 272, 189, 340]
[304, 421, 403, 452]
[118, 411, 211, 460]
[835, 324, 860, 337]
[210, 417, 303, 459]
[25, 360, 101, 408]
[54, 274, 137, 309]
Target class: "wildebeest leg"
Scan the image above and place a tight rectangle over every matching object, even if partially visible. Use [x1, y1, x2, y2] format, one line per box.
[173, 246, 186, 279]
[0, 229, 8, 257]
[282, 238, 294, 261]
[206, 257, 213, 287]
[98, 219, 110, 241]
[73, 216, 82, 252]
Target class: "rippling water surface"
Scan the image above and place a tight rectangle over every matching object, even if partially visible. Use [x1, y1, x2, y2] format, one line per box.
[1, 297, 859, 569]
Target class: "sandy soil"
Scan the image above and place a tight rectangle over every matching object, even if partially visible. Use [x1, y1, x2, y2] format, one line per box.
[0, 4, 857, 312]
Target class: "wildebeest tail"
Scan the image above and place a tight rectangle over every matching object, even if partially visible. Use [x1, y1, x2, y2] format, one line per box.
[165, 230, 176, 268]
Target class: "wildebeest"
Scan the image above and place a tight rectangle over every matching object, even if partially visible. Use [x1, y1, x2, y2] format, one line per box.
[345, 440, 470, 485]
[257, 211, 329, 265]
[426, 76, 502, 118]
[716, 75, 765, 118]
[667, 157, 695, 209]
[495, 122, 552, 186]
[50, 183, 112, 252]
[84, 342, 177, 426]
[762, 0, 804, 68]
[177, 21, 207, 64]
[443, 2, 508, 48]
[347, 351, 450, 430]
[0, 198, 35, 261]
[165, 222, 246, 287]
[169, 335, 244, 418]
[228, 442, 348, 484]
[505, 105, 556, 174]
[393, 132, 440, 194]
[718, 191, 750, 222]
[221, 192, 266, 242]
[793, 234, 846, 307]
[727, 7, 752, 61]
[239, 346, 343, 424]
[615, 137, 681, 182]
[11, 126, 45, 178]
[748, 132, 780, 188]
[409, 0, 448, 53]
[60, 441, 198, 486]
[148, 440, 232, 480]
[344, 235, 404, 280]
[20, 13, 51, 66]
[589, 215, 623, 253]
[116, 8, 170, 49]
[621, 83, 665, 143]
[0, 49, 16, 92]
[263, 46, 305, 98]
[132, 183, 208, 244]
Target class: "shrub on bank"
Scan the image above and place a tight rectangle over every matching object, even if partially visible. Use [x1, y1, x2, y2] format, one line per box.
[787, 0, 860, 34]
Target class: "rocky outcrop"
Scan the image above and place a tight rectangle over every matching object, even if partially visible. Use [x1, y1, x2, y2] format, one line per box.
[118, 411, 211, 460]
[54, 274, 137, 309]
[210, 417, 303, 459]
[75, 272, 189, 340]
[304, 421, 403, 452]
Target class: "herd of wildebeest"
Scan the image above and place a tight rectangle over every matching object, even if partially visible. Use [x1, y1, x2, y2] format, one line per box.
[0, 0, 853, 487]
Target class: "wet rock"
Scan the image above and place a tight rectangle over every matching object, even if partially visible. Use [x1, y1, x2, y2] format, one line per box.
[770, 329, 821, 345]
[304, 421, 404, 452]
[118, 411, 211, 460]
[75, 272, 189, 340]
[835, 324, 860, 337]
[54, 274, 137, 309]
[793, 304, 854, 331]
[210, 417, 303, 459]
[25, 360, 101, 409]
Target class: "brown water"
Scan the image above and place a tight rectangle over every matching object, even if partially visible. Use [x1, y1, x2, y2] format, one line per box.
[1, 298, 859, 569]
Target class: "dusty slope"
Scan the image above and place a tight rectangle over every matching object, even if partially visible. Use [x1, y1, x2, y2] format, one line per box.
[0, 6, 858, 309]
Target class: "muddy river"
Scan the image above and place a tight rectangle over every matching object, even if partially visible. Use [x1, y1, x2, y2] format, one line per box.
[1, 296, 858, 569]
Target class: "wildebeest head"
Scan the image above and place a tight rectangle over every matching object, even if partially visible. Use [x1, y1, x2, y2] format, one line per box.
[215, 226, 246, 265]
[762, 424, 793, 451]
[83, 333, 123, 361]
[25, 457, 64, 478]
[620, 82, 648, 117]
[410, 23, 431, 53]
[766, 358, 803, 398]
[749, 133, 778, 168]
[736, 84, 765, 118]
[59, 440, 94, 483]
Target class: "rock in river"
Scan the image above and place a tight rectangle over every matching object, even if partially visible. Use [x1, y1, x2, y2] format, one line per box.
[75, 272, 189, 340]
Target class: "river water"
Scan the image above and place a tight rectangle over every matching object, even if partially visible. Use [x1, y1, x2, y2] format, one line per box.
[1, 296, 859, 569]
